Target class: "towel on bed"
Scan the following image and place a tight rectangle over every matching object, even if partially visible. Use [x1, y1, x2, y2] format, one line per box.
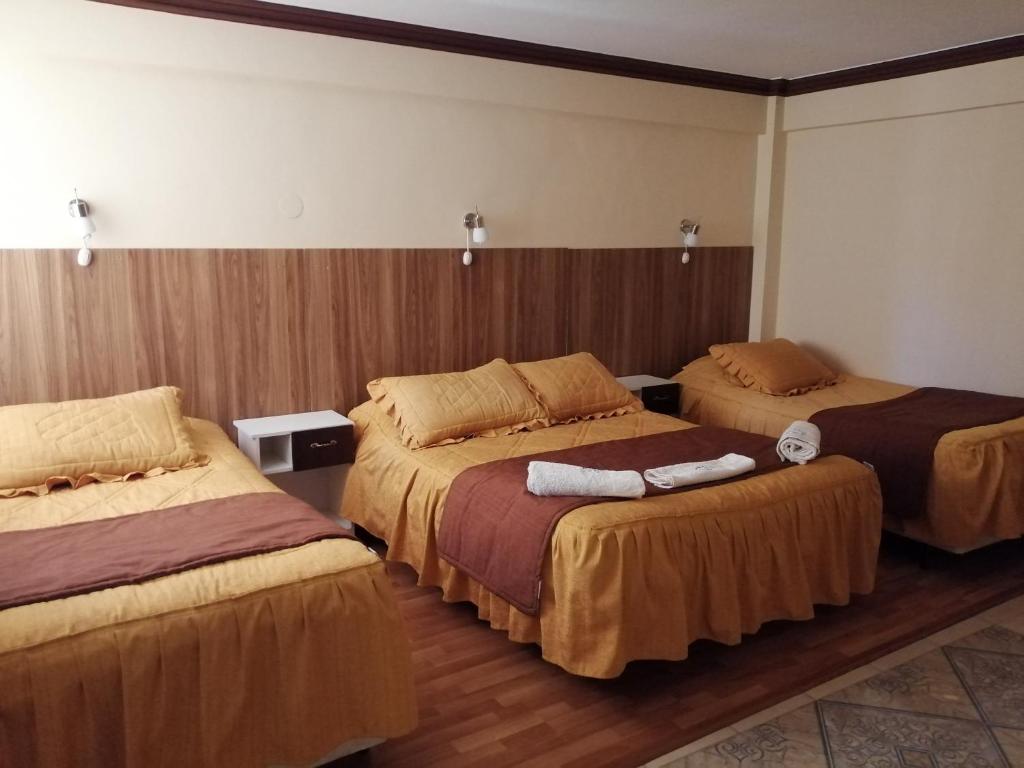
[527, 461, 646, 498]
[777, 420, 821, 464]
[643, 453, 755, 489]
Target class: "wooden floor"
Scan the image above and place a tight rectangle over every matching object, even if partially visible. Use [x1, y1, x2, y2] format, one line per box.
[338, 534, 1024, 768]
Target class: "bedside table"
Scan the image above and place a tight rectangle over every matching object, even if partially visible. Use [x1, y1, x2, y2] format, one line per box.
[616, 375, 681, 416]
[233, 410, 354, 475]
[233, 410, 355, 523]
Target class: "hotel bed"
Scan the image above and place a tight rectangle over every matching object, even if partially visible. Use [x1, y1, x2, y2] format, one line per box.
[341, 383, 882, 679]
[675, 354, 1024, 552]
[0, 416, 417, 767]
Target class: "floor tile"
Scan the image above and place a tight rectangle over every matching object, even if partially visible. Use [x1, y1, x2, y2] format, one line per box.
[729, 695, 814, 732]
[872, 637, 939, 670]
[806, 663, 882, 700]
[946, 645, 1024, 729]
[670, 704, 827, 767]
[979, 595, 1024, 624]
[1000, 613, 1024, 635]
[645, 600, 1024, 768]
[949, 624, 1024, 656]
[645, 727, 738, 767]
[992, 727, 1024, 767]
[824, 648, 978, 720]
[819, 700, 1007, 767]
[924, 615, 990, 646]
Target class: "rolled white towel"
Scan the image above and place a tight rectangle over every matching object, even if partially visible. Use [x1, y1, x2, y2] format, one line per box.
[527, 461, 646, 498]
[777, 420, 821, 464]
[642, 453, 755, 489]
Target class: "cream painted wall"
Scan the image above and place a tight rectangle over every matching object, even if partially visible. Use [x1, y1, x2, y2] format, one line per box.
[0, 0, 763, 249]
[768, 58, 1024, 396]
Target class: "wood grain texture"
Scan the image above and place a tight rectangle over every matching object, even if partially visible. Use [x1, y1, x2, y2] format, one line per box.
[569, 248, 751, 379]
[333, 535, 1024, 768]
[0, 247, 746, 429]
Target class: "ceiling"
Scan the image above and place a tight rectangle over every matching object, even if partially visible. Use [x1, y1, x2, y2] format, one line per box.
[275, 0, 1024, 79]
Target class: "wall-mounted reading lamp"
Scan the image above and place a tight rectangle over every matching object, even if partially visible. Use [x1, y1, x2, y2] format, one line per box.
[68, 189, 96, 267]
[680, 219, 700, 264]
[461, 207, 488, 266]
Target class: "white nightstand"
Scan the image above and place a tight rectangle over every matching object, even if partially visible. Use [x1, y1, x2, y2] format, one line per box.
[616, 375, 682, 416]
[233, 410, 355, 524]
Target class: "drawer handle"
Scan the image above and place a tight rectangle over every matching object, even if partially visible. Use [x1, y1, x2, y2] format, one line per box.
[310, 439, 338, 449]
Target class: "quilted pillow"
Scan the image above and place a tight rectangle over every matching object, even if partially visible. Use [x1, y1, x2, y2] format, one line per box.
[0, 386, 209, 497]
[512, 352, 642, 424]
[709, 338, 837, 396]
[366, 359, 548, 450]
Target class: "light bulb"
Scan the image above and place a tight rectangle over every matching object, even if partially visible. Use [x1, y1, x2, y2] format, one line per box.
[462, 250, 473, 266]
[472, 225, 488, 244]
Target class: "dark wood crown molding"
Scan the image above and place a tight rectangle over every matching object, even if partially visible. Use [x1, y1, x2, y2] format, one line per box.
[87, 0, 771, 95]
[90, 0, 1023, 97]
[780, 35, 1024, 96]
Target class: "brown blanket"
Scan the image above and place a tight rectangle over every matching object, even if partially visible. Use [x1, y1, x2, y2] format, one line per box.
[811, 387, 1024, 520]
[0, 492, 351, 611]
[437, 426, 786, 615]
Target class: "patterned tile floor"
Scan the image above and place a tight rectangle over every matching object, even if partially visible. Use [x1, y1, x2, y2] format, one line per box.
[645, 595, 1024, 768]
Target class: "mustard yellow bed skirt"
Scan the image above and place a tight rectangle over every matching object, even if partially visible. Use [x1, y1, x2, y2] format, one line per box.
[676, 355, 1024, 552]
[341, 402, 882, 679]
[0, 419, 417, 767]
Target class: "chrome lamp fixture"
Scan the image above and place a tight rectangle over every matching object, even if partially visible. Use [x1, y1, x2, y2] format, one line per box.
[68, 189, 96, 267]
[462, 207, 488, 266]
[679, 219, 700, 264]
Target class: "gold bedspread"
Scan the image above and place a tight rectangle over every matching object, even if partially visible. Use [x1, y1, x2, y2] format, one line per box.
[675, 355, 1024, 551]
[341, 402, 882, 679]
[0, 419, 416, 768]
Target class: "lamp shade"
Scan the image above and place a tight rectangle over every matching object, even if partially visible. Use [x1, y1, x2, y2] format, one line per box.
[73, 215, 96, 237]
[472, 225, 488, 244]
[682, 231, 698, 248]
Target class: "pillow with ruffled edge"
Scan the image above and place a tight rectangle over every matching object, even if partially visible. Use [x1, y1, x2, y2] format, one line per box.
[512, 352, 643, 424]
[367, 358, 549, 450]
[709, 339, 837, 396]
[0, 386, 209, 497]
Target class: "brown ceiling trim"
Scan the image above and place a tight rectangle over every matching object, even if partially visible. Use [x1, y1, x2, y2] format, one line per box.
[780, 35, 1024, 96]
[89, 0, 1023, 98]
[87, 0, 773, 95]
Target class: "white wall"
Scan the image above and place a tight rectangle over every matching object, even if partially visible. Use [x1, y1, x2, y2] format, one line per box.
[0, 0, 764, 250]
[766, 58, 1024, 396]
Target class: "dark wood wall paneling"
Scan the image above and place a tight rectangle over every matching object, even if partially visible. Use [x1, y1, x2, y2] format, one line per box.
[90, 0, 1024, 96]
[0, 248, 751, 431]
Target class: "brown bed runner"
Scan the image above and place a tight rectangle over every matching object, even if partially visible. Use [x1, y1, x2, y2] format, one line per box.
[811, 387, 1024, 520]
[437, 426, 786, 615]
[0, 492, 352, 611]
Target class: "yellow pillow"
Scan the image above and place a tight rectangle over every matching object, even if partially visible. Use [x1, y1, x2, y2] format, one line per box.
[709, 338, 837, 396]
[0, 386, 209, 497]
[513, 352, 642, 424]
[366, 359, 548, 450]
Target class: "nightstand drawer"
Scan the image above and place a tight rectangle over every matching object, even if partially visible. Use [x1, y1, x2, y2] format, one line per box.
[640, 383, 680, 415]
[292, 425, 354, 471]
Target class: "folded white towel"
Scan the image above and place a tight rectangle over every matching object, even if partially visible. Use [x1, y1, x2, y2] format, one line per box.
[777, 420, 821, 465]
[642, 453, 755, 489]
[527, 461, 646, 498]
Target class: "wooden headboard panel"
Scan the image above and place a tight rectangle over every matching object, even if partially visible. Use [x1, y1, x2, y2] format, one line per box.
[0, 247, 751, 429]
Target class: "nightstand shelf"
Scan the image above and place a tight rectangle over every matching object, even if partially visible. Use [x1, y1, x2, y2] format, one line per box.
[233, 410, 354, 475]
[616, 375, 681, 416]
